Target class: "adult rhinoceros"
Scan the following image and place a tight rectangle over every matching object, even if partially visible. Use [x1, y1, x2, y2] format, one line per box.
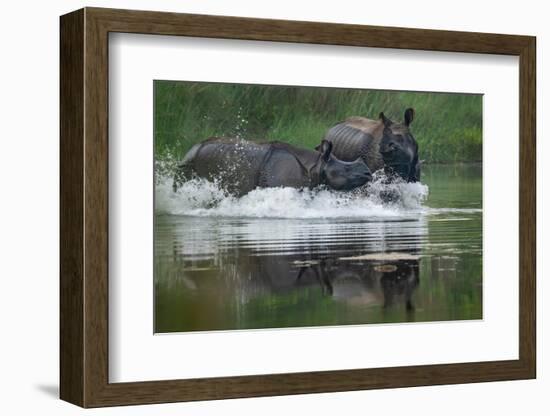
[321, 108, 421, 182]
[173, 137, 372, 196]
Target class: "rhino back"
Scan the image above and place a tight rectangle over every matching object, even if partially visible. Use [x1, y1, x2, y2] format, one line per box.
[177, 138, 270, 195]
[258, 148, 310, 189]
[324, 122, 384, 173]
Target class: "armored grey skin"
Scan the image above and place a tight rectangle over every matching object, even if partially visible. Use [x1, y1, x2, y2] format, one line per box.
[173, 137, 372, 196]
[322, 108, 421, 182]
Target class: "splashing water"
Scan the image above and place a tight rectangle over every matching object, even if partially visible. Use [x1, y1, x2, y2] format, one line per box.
[155, 172, 430, 219]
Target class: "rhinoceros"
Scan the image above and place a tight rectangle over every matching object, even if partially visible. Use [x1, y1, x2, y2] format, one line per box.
[321, 108, 421, 182]
[173, 137, 372, 196]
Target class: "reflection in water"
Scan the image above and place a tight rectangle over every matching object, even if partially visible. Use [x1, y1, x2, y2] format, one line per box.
[295, 258, 419, 311]
[154, 164, 482, 333]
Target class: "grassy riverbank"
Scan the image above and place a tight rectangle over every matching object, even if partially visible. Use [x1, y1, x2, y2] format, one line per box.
[154, 81, 482, 164]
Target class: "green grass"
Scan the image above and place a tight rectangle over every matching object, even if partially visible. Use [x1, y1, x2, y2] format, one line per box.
[154, 80, 483, 164]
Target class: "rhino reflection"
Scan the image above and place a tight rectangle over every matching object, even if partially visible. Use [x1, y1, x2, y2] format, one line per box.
[161, 216, 425, 316]
[294, 258, 419, 310]
[169, 242, 420, 312]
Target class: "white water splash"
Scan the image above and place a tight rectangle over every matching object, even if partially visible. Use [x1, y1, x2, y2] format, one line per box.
[155, 173, 430, 219]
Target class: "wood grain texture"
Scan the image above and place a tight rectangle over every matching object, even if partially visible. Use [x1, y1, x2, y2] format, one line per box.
[89, 7, 532, 54]
[59, 7, 537, 408]
[83, 10, 111, 406]
[59, 8, 84, 407]
[518, 38, 536, 376]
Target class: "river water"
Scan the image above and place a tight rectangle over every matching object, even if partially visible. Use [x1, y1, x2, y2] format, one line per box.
[154, 164, 482, 333]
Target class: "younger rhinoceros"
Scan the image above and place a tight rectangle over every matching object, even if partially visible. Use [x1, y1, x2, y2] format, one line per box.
[173, 137, 372, 196]
[321, 108, 421, 182]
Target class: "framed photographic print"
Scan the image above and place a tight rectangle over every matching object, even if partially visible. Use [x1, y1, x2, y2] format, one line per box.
[60, 7, 536, 408]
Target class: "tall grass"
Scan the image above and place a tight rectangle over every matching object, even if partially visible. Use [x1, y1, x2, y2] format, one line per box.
[154, 81, 482, 163]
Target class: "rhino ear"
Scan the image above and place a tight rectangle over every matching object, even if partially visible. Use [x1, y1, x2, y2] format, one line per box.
[318, 140, 333, 162]
[379, 112, 392, 128]
[404, 108, 415, 126]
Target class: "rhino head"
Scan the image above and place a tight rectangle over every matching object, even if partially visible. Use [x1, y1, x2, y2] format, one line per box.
[314, 140, 372, 191]
[379, 108, 421, 182]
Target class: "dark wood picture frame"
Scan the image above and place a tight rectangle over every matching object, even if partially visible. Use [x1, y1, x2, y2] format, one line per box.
[60, 7, 536, 408]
